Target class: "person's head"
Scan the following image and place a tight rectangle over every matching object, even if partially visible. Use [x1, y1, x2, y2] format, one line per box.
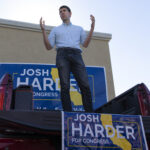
[59, 5, 72, 23]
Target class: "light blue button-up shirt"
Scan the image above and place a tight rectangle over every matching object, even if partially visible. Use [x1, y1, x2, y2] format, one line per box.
[48, 22, 87, 51]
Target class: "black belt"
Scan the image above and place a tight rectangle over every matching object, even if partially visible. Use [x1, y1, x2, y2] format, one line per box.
[57, 47, 81, 53]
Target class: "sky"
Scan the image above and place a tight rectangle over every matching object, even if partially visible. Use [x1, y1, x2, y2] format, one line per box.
[0, 0, 150, 96]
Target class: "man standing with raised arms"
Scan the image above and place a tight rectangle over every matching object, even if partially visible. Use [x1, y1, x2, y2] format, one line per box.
[40, 5, 95, 112]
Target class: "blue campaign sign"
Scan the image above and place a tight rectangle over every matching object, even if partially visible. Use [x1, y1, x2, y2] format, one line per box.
[0, 63, 107, 111]
[62, 112, 148, 150]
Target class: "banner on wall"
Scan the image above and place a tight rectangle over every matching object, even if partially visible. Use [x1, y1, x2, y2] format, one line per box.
[62, 112, 148, 150]
[0, 63, 107, 111]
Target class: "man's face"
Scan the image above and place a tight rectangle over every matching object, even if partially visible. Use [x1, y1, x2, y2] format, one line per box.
[59, 8, 71, 22]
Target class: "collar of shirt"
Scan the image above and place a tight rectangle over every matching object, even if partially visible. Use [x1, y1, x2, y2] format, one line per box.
[62, 22, 72, 26]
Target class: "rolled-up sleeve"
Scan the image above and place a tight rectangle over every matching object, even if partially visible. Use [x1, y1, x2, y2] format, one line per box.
[80, 27, 87, 45]
[48, 28, 56, 48]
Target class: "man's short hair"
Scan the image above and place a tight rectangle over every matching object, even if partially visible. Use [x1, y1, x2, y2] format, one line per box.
[59, 5, 71, 12]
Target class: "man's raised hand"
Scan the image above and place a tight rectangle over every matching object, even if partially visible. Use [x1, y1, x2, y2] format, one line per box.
[90, 15, 95, 29]
[40, 17, 45, 31]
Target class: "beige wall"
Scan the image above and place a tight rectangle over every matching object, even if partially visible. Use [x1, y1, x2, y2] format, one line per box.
[0, 19, 115, 100]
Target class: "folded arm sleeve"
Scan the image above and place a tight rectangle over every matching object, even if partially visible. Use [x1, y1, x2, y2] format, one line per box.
[48, 28, 56, 48]
[80, 27, 87, 45]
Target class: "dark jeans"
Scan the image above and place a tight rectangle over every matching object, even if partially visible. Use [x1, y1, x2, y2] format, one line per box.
[56, 48, 93, 112]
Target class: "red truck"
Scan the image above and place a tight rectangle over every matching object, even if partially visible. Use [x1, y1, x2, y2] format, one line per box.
[0, 74, 150, 149]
